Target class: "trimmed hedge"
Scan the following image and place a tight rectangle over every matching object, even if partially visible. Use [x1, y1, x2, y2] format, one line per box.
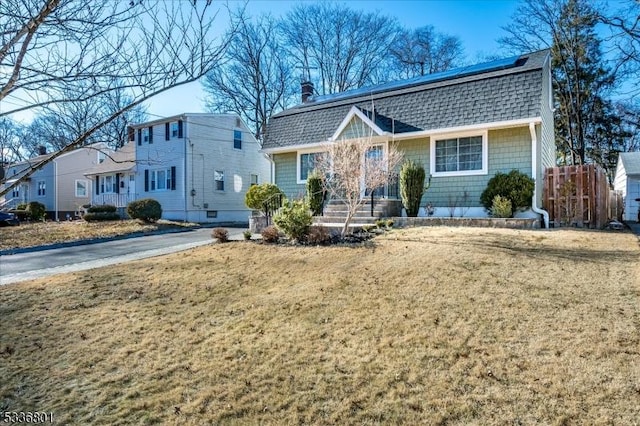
[87, 204, 117, 213]
[480, 170, 534, 214]
[127, 198, 162, 222]
[83, 212, 121, 222]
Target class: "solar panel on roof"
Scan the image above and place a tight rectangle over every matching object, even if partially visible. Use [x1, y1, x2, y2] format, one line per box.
[310, 55, 521, 105]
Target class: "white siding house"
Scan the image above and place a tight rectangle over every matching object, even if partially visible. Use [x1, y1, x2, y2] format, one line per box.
[614, 152, 640, 222]
[130, 113, 270, 223]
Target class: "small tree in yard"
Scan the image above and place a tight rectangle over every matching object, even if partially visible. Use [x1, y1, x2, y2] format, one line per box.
[245, 183, 284, 216]
[399, 160, 431, 217]
[315, 136, 404, 237]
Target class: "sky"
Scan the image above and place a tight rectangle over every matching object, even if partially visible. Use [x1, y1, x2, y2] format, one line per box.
[147, 0, 522, 119]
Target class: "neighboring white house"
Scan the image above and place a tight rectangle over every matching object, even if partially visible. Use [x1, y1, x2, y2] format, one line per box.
[87, 113, 270, 223]
[613, 152, 640, 222]
[1, 144, 106, 220]
[84, 142, 137, 211]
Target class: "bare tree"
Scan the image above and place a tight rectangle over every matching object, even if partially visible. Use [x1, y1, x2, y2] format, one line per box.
[389, 26, 464, 79]
[314, 127, 403, 237]
[0, 0, 235, 197]
[281, 3, 398, 95]
[204, 13, 293, 142]
[0, 118, 25, 170]
[599, 1, 640, 99]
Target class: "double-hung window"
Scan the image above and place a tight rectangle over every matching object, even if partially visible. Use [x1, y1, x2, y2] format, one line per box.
[101, 175, 116, 193]
[171, 122, 180, 138]
[214, 170, 224, 191]
[151, 168, 172, 191]
[297, 152, 322, 183]
[431, 131, 487, 177]
[75, 180, 88, 197]
[233, 130, 242, 150]
[37, 180, 46, 196]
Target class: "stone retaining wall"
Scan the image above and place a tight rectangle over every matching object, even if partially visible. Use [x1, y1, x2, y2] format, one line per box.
[393, 217, 541, 229]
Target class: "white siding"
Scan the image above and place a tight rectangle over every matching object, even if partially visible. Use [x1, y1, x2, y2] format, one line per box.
[134, 114, 270, 223]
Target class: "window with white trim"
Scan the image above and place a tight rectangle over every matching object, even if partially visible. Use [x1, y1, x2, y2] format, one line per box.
[100, 175, 117, 193]
[37, 180, 46, 196]
[171, 122, 179, 138]
[75, 179, 88, 197]
[11, 187, 19, 198]
[214, 170, 224, 191]
[431, 131, 487, 177]
[250, 174, 258, 186]
[151, 168, 172, 191]
[142, 128, 150, 143]
[298, 152, 322, 183]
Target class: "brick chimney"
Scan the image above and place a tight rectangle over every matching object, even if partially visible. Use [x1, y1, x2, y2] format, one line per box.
[37, 145, 47, 155]
[301, 81, 314, 103]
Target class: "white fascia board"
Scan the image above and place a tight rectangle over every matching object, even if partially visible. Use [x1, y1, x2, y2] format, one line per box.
[390, 117, 543, 141]
[261, 141, 328, 154]
[330, 105, 386, 141]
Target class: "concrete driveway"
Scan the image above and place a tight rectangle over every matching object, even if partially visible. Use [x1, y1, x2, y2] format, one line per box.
[0, 227, 247, 285]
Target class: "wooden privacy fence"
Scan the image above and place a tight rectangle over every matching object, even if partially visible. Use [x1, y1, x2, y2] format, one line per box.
[543, 165, 619, 229]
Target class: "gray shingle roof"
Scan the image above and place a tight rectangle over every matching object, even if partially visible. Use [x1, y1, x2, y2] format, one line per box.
[263, 50, 549, 150]
[619, 152, 640, 176]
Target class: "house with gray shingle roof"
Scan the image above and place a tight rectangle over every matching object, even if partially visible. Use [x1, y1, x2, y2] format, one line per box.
[613, 152, 640, 221]
[262, 49, 555, 227]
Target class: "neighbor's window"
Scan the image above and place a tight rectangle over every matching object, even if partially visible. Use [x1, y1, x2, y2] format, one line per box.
[171, 122, 179, 138]
[151, 168, 172, 191]
[250, 174, 258, 186]
[75, 180, 88, 197]
[432, 133, 486, 176]
[11, 187, 19, 198]
[100, 175, 116, 193]
[233, 130, 242, 150]
[37, 180, 46, 196]
[142, 128, 150, 143]
[298, 152, 322, 183]
[214, 170, 224, 191]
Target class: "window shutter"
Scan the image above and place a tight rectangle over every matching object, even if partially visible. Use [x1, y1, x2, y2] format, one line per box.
[148, 126, 153, 143]
[115, 174, 120, 194]
[128, 126, 134, 142]
[144, 169, 149, 192]
[178, 120, 183, 138]
[165, 123, 170, 141]
[137, 129, 142, 146]
[171, 166, 176, 190]
[95, 176, 99, 195]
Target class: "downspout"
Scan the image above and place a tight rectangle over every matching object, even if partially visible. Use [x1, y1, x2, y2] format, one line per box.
[529, 122, 549, 228]
[54, 160, 59, 221]
[183, 118, 189, 222]
[265, 153, 275, 184]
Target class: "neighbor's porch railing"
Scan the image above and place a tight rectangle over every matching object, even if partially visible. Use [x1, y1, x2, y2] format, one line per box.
[92, 193, 134, 208]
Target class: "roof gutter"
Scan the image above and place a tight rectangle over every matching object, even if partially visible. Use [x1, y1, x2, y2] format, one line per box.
[529, 122, 549, 228]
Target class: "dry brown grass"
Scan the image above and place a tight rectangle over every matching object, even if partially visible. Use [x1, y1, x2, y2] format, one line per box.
[0, 220, 197, 251]
[1, 227, 639, 425]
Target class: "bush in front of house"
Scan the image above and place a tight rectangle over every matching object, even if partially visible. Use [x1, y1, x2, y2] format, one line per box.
[212, 227, 229, 243]
[127, 198, 162, 223]
[490, 195, 513, 218]
[480, 170, 534, 216]
[399, 160, 428, 217]
[261, 225, 280, 243]
[307, 225, 331, 245]
[13, 203, 29, 221]
[26, 201, 46, 221]
[306, 172, 324, 216]
[273, 199, 313, 242]
[83, 211, 121, 222]
[245, 183, 284, 216]
[87, 204, 117, 213]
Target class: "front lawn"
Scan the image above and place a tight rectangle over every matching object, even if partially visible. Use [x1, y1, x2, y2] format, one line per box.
[1, 227, 639, 424]
[0, 220, 198, 251]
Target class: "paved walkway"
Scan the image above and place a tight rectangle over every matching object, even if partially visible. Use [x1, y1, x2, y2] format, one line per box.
[0, 227, 248, 286]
